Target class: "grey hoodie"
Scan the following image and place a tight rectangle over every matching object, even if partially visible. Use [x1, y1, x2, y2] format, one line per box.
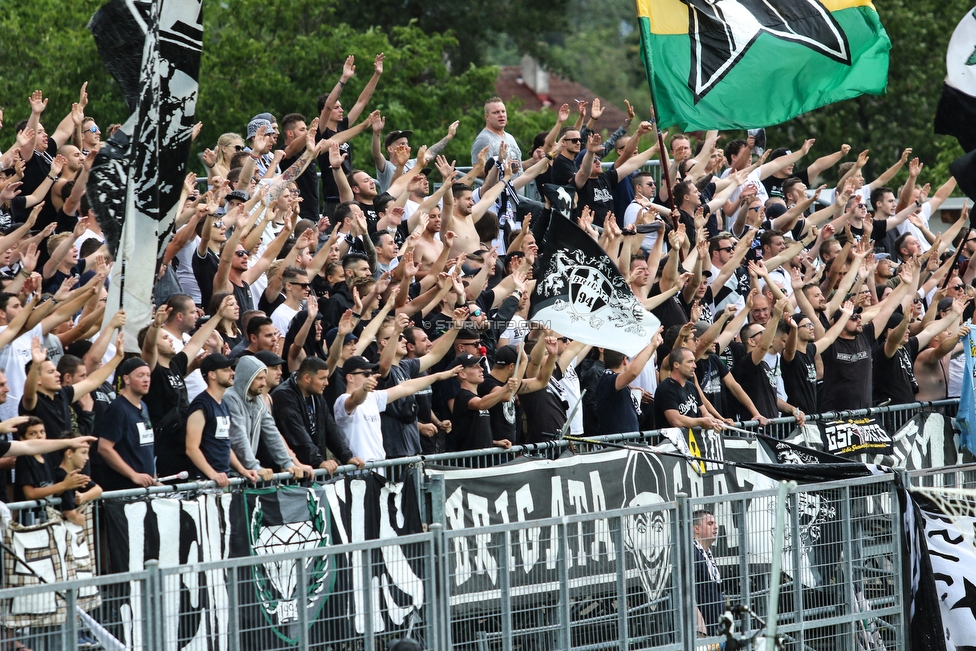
[224, 355, 294, 471]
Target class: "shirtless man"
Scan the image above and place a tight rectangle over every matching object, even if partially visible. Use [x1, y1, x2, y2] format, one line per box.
[915, 312, 969, 401]
[413, 206, 451, 275]
[444, 181, 505, 257]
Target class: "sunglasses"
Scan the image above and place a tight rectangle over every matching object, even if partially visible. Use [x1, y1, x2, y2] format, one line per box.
[347, 370, 371, 377]
[234, 145, 244, 152]
[557, 337, 570, 343]
[563, 138, 582, 144]
[717, 246, 734, 253]
[213, 220, 224, 229]
[87, 125, 100, 134]
[470, 308, 483, 317]
[289, 281, 311, 289]
[234, 250, 248, 258]
[851, 313, 863, 321]
[950, 284, 965, 290]
[912, 298, 922, 304]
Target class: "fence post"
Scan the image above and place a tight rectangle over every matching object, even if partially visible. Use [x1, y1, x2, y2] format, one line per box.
[65, 585, 77, 651]
[499, 529, 513, 651]
[676, 493, 696, 651]
[226, 563, 240, 651]
[363, 544, 375, 651]
[614, 514, 628, 651]
[840, 483, 856, 648]
[297, 554, 311, 650]
[428, 474, 446, 527]
[431, 523, 451, 651]
[146, 560, 161, 651]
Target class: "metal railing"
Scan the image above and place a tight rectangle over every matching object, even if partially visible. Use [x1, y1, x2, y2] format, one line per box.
[0, 472, 905, 651]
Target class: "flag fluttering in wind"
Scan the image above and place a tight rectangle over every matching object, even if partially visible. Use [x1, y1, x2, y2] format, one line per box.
[87, 0, 202, 349]
[529, 213, 660, 357]
[635, 0, 891, 130]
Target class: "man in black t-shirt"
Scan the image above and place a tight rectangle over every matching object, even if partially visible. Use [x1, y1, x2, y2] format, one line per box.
[594, 335, 661, 436]
[279, 113, 320, 221]
[655, 347, 724, 431]
[731, 305, 805, 423]
[21, 334, 124, 439]
[185, 354, 258, 486]
[873, 307, 961, 406]
[573, 127, 659, 227]
[448, 353, 516, 453]
[781, 308, 852, 414]
[97, 358, 156, 491]
[139, 297, 231, 476]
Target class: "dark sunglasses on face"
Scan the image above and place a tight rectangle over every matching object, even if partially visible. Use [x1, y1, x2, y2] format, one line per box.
[290, 282, 311, 289]
[234, 250, 248, 257]
[564, 138, 582, 144]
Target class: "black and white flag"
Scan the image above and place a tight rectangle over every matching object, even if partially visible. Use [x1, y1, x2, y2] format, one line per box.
[530, 214, 660, 356]
[935, 8, 976, 153]
[88, 0, 202, 349]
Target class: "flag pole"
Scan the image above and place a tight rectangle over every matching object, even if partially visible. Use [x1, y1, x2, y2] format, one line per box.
[941, 200, 969, 290]
[646, 92, 676, 213]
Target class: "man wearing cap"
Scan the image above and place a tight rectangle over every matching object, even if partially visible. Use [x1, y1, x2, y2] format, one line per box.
[97, 356, 155, 490]
[271, 356, 360, 473]
[371, 124, 457, 194]
[378, 311, 464, 458]
[185, 355, 257, 486]
[448, 352, 516, 453]
[140, 297, 233, 477]
[337, 356, 458, 467]
[225, 190, 249, 211]
[245, 116, 279, 178]
[225, 354, 308, 482]
[484, 341, 559, 445]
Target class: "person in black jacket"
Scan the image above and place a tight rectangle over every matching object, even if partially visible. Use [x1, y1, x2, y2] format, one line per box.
[693, 509, 725, 637]
[269, 356, 364, 473]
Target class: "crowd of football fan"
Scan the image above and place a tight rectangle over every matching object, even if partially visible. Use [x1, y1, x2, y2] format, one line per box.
[0, 52, 970, 504]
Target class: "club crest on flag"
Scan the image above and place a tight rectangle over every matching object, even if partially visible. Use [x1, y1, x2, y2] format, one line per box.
[541, 250, 647, 335]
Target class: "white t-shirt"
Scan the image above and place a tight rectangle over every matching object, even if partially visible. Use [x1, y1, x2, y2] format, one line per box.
[721, 168, 766, 216]
[174, 235, 202, 304]
[271, 303, 300, 336]
[499, 315, 528, 347]
[623, 200, 662, 251]
[560, 359, 584, 436]
[164, 329, 207, 401]
[893, 202, 933, 253]
[335, 391, 389, 464]
[0, 323, 44, 421]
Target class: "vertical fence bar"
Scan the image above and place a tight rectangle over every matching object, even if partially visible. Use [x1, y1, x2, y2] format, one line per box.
[500, 529, 513, 651]
[677, 494, 696, 651]
[146, 560, 160, 651]
[892, 473, 908, 651]
[841, 483, 856, 651]
[424, 526, 439, 651]
[226, 565, 240, 651]
[558, 521, 571, 651]
[788, 490, 803, 647]
[363, 547, 375, 651]
[297, 555, 310, 651]
[737, 495, 753, 636]
[614, 515, 628, 651]
[65, 585, 77, 651]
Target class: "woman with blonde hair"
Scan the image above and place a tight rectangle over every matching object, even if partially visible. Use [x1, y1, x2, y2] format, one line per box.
[207, 291, 242, 351]
[203, 133, 245, 181]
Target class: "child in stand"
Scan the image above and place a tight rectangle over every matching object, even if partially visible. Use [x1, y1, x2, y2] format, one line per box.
[55, 441, 101, 526]
[14, 416, 90, 505]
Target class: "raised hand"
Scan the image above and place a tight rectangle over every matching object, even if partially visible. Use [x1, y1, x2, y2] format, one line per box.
[28, 90, 47, 115]
[374, 52, 385, 75]
[341, 55, 356, 82]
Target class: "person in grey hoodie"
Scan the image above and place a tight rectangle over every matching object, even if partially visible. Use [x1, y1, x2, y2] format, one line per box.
[225, 355, 307, 480]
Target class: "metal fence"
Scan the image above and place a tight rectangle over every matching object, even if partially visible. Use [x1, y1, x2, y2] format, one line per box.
[0, 473, 905, 651]
[0, 398, 954, 650]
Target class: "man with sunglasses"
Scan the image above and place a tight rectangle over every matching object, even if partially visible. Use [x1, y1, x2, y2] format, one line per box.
[781, 304, 853, 415]
[270, 267, 311, 334]
[819, 260, 917, 412]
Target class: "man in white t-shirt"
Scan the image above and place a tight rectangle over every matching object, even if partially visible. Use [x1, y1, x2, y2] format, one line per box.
[334, 356, 458, 466]
[270, 266, 309, 334]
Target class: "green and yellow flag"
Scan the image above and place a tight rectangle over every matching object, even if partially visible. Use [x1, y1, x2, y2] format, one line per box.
[637, 0, 891, 130]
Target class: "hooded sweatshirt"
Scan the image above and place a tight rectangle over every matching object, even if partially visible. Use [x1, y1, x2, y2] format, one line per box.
[224, 355, 295, 472]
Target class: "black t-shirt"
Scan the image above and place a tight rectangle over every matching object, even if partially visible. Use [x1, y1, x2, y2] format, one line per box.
[187, 392, 231, 476]
[448, 388, 494, 451]
[44, 260, 87, 295]
[576, 168, 620, 227]
[14, 140, 58, 225]
[192, 249, 220, 308]
[594, 370, 639, 435]
[654, 377, 702, 428]
[379, 358, 422, 458]
[762, 168, 810, 199]
[695, 355, 729, 419]
[147, 353, 190, 466]
[650, 286, 690, 331]
[316, 118, 351, 202]
[782, 342, 819, 414]
[549, 155, 577, 188]
[519, 370, 569, 442]
[281, 147, 320, 222]
[15, 454, 53, 502]
[479, 374, 517, 443]
[20, 386, 76, 439]
[731, 353, 779, 419]
[358, 201, 381, 232]
[95, 397, 155, 491]
[231, 280, 254, 319]
[873, 336, 920, 405]
[53, 464, 96, 513]
[820, 324, 875, 412]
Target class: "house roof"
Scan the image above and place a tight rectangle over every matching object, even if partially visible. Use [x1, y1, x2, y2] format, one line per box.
[494, 66, 631, 132]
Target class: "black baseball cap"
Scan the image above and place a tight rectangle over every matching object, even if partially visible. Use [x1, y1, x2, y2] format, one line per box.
[452, 352, 484, 368]
[494, 345, 518, 366]
[200, 354, 236, 376]
[254, 350, 286, 367]
[118, 357, 149, 377]
[342, 355, 378, 374]
[384, 130, 413, 148]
